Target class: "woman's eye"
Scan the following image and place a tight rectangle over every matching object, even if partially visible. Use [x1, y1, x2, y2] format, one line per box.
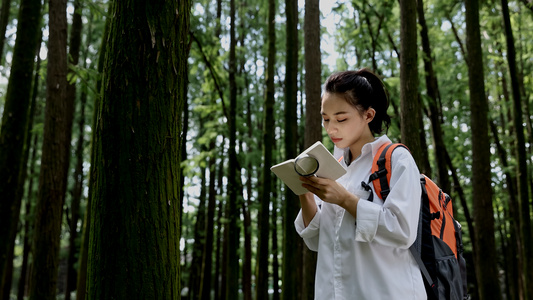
[337, 119, 347, 123]
[323, 119, 330, 123]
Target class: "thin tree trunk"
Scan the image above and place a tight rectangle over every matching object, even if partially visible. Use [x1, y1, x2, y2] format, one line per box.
[189, 143, 208, 299]
[0, 0, 11, 65]
[464, 0, 502, 298]
[490, 119, 522, 300]
[417, 0, 450, 191]
[303, 0, 321, 298]
[241, 99, 253, 300]
[500, 0, 533, 297]
[17, 133, 40, 300]
[237, 2, 253, 297]
[86, 0, 189, 297]
[255, 0, 275, 297]
[225, 0, 240, 297]
[76, 14, 109, 300]
[214, 157, 224, 300]
[64, 1, 84, 298]
[271, 182, 280, 300]
[201, 147, 218, 300]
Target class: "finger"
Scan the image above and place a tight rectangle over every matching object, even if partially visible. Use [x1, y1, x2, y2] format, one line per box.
[299, 176, 319, 185]
[301, 182, 319, 193]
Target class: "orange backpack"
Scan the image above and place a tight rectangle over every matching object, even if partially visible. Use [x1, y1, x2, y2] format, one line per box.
[365, 142, 469, 300]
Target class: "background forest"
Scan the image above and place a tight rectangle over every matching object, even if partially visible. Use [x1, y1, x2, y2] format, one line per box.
[0, 0, 532, 299]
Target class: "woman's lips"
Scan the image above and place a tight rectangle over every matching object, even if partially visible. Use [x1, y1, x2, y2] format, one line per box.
[331, 137, 342, 143]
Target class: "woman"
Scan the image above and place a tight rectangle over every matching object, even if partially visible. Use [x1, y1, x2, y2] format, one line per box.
[295, 69, 426, 299]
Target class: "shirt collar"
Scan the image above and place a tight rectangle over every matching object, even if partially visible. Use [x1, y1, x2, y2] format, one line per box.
[333, 135, 392, 165]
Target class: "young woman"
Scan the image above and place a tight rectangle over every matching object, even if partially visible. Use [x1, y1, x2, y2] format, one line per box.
[295, 69, 425, 299]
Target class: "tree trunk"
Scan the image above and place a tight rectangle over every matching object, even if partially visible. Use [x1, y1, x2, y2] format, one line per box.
[17, 133, 39, 300]
[303, 0, 321, 298]
[201, 147, 218, 300]
[282, 0, 302, 299]
[225, 0, 240, 297]
[464, 0, 502, 298]
[0, 0, 11, 65]
[76, 15, 109, 300]
[86, 0, 190, 298]
[417, 0, 450, 191]
[214, 159, 225, 300]
[271, 184, 280, 300]
[189, 142, 207, 299]
[64, 1, 84, 298]
[28, 0, 68, 298]
[399, 0, 422, 163]
[501, 0, 533, 298]
[255, 0, 275, 297]
[0, 0, 42, 290]
[490, 119, 522, 300]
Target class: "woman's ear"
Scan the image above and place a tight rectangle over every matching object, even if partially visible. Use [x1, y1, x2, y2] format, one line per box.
[365, 108, 376, 123]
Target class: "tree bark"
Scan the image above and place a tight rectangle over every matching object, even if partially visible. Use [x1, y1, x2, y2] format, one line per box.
[64, 1, 84, 298]
[28, 0, 68, 298]
[417, 0, 450, 191]
[500, 0, 533, 298]
[201, 147, 218, 300]
[282, 0, 302, 299]
[399, 0, 422, 164]
[0, 0, 11, 65]
[225, 0, 240, 297]
[464, 0, 502, 298]
[303, 0, 321, 298]
[86, 0, 189, 298]
[189, 146, 207, 300]
[0, 0, 42, 290]
[76, 15, 110, 300]
[256, 0, 275, 297]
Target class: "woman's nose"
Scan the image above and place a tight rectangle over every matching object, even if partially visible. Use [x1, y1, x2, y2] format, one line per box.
[326, 125, 337, 134]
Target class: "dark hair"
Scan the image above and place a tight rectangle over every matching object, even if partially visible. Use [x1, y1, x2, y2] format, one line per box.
[323, 68, 391, 135]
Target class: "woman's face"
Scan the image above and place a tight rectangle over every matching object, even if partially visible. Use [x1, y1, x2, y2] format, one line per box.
[321, 92, 375, 151]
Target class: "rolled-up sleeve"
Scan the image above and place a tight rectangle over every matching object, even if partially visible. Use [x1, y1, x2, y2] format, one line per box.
[355, 147, 422, 249]
[295, 208, 321, 252]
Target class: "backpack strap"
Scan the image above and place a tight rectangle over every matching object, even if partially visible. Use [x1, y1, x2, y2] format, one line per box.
[367, 142, 439, 298]
[368, 142, 409, 200]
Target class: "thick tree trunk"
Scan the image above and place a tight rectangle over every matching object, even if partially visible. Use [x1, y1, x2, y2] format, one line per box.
[399, 0, 422, 163]
[464, 0, 502, 298]
[28, 0, 68, 298]
[282, 0, 302, 299]
[0, 0, 41, 290]
[86, 0, 189, 298]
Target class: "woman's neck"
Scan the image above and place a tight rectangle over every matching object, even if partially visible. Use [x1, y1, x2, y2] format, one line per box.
[349, 134, 375, 162]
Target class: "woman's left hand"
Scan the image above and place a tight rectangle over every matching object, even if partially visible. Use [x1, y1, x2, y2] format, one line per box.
[300, 176, 360, 218]
[300, 176, 352, 206]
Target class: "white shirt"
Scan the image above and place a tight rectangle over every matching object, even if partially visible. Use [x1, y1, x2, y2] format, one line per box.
[294, 135, 426, 300]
